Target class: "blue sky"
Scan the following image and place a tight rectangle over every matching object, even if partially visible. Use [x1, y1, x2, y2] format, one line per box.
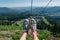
[0, 0, 60, 7]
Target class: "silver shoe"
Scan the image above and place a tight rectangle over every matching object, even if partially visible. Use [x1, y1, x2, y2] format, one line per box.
[30, 18, 37, 31]
[23, 19, 29, 32]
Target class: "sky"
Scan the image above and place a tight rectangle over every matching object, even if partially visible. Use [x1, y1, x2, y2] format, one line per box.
[0, 0, 60, 7]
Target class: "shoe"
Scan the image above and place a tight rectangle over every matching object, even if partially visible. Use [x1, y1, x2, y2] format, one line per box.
[23, 19, 29, 34]
[30, 18, 37, 34]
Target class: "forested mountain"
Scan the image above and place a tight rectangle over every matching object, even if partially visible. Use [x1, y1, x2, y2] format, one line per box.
[0, 6, 60, 16]
[0, 6, 60, 20]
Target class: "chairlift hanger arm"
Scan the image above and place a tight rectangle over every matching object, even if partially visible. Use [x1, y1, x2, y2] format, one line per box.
[31, 0, 33, 14]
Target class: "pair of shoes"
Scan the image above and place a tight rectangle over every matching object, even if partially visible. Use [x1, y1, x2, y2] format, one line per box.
[23, 18, 37, 34]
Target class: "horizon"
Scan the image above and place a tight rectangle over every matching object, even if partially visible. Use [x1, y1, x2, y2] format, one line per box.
[0, 6, 60, 8]
[0, 0, 60, 7]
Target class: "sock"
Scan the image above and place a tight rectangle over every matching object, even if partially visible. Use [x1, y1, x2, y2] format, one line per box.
[24, 31, 28, 34]
[32, 30, 36, 35]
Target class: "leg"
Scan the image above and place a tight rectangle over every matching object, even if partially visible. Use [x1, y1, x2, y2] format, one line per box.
[30, 18, 39, 40]
[20, 32, 27, 40]
[32, 31, 39, 40]
[20, 19, 29, 40]
[31, 25, 39, 40]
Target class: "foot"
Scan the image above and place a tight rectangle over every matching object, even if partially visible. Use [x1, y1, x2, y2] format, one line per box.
[23, 19, 29, 34]
[30, 18, 37, 34]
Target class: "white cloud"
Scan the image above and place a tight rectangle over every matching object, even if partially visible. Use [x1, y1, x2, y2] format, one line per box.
[33, 2, 60, 7]
[0, 3, 31, 7]
[48, 2, 60, 6]
[0, 2, 60, 7]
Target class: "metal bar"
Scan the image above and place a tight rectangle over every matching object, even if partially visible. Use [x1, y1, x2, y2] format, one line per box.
[31, 0, 33, 14]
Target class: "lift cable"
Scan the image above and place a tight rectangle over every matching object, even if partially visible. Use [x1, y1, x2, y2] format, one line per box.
[31, 0, 53, 16]
[40, 0, 53, 14]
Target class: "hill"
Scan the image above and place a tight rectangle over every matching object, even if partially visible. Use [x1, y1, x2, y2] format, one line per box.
[0, 6, 60, 20]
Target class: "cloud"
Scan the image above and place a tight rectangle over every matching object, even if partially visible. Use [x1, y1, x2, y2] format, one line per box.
[33, 2, 60, 7]
[0, 2, 60, 7]
[0, 3, 31, 7]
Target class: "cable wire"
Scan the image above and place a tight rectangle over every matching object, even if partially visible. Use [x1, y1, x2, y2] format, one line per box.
[40, 0, 53, 14]
[31, 0, 53, 15]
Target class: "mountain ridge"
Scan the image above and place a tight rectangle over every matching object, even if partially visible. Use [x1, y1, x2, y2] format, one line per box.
[0, 6, 60, 16]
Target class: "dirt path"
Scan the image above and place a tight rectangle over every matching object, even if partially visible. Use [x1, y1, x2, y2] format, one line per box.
[0, 36, 12, 40]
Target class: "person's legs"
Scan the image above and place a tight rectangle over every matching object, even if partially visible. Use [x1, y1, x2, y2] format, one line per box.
[20, 32, 27, 40]
[30, 18, 39, 40]
[32, 31, 39, 40]
[31, 25, 39, 40]
[20, 19, 29, 40]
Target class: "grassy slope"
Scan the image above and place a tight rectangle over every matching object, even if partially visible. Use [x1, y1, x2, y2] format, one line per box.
[0, 20, 54, 40]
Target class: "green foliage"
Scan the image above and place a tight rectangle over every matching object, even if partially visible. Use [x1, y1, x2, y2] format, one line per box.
[0, 19, 60, 40]
[37, 30, 52, 40]
[0, 20, 14, 25]
[0, 34, 12, 38]
[12, 35, 20, 40]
